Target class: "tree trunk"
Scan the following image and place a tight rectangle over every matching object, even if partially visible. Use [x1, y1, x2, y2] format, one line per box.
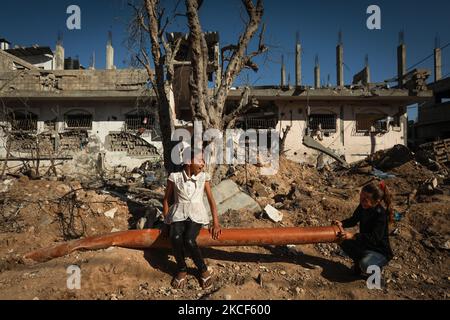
[157, 95, 175, 174]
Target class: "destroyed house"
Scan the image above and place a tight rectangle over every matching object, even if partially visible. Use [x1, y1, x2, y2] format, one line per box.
[0, 37, 162, 172]
[169, 32, 433, 165]
[225, 85, 431, 164]
[0, 33, 434, 172]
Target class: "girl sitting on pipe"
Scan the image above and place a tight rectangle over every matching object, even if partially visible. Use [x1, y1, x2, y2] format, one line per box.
[334, 181, 394, 276]
[163, 148, 222, 290]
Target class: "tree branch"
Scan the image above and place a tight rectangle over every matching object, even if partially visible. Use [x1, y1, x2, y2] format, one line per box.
[279, 125, 291, 153]
[223, 87, 259, 129]
[215, 0, 264, 118]
[185, 0, 212, 125]
[128, 2, 150, 33]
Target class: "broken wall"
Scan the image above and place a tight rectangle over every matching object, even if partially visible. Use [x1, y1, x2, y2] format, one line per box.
[0, 100, 163, 175]
[0, 54, 14, 71]
[0, 69, 148, 93]
[277, 100, 407, 164]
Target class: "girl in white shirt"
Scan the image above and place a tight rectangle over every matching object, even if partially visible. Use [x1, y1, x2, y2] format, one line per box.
[163, 150, 221, 290]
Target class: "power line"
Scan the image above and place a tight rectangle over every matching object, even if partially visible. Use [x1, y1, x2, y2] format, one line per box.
[407, 42, 450, 72]
[406, 52, 434, 72]
[385, 41, 450, 82]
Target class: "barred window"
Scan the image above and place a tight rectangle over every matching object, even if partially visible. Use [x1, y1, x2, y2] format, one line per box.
[65, 113, 92, 130]
[236, 117, 277, 130]
[125, 113, 155, 131]
[8, 111, 38, 132]
[309, 114, 337, 132]
[355, 114, 388, 132]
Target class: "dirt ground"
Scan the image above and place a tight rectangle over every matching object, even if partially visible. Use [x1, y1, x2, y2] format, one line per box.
[0, 150, 449, 300]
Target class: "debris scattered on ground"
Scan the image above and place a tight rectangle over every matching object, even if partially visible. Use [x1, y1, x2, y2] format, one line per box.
[0, 144, 449, 300]
[103, 208, 118, 219]
[263, 205, 283, 223]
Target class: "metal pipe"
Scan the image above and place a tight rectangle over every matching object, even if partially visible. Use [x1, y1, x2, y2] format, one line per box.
[24, 225, 345, 263]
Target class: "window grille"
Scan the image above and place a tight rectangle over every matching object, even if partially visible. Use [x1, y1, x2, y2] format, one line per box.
[125, 114, 155, 131]
[8, 112, 38, 132]
[309, 114, 336, 132]
[355, 114, 388, 132]
[65, 114, 92, 130]
[236, 117, 277, 130]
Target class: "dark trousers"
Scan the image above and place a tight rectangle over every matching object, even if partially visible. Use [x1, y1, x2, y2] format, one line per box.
[170, 219, 207, 274]
[340, 240, 366, 262]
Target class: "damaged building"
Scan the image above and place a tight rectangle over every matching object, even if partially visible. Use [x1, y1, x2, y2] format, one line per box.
[0, 32, 434, 174]
[168, 32, 433, 165]
[0, 36, 162, 176]
[405, 38, 450, 166]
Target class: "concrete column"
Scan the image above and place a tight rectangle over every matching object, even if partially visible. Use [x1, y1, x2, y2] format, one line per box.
[336, 45, 344, 87]
[106, 32, 114, 70]
[295, 43, 302, 86]
[314, 55, 320, 89]
[89, 51, 96, 70]
[364, 55, 370, 85]
[55, 43, 65, 70]
[365, 66, 371, 85]
[281, 55, 286, 87]
[434, 47, 442, 82]
[397, 44, 406, 88]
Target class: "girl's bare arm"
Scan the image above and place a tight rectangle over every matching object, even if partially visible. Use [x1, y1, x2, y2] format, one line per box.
[204, 181, 221, 239]
[163, 180, 174, 218]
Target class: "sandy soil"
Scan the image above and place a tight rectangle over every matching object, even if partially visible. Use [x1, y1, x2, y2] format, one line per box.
[0, 154, 449, 300]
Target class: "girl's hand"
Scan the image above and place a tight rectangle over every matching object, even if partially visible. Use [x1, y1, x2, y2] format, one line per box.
[345, 231, 356, 240]
[332, 220, 343, 228]
[209, 223, 222, 240]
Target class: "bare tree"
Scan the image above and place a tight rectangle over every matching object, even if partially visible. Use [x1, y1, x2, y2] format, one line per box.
[279, 125, 291, 154]
[129, 0, 267, 174]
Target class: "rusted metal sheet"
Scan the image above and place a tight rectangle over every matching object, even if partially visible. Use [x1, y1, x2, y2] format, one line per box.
[24, 225, 345, 263]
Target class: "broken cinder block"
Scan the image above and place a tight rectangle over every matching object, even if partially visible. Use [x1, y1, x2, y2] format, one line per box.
[263, 204, 283, 223]
[104, 208, 118, 219]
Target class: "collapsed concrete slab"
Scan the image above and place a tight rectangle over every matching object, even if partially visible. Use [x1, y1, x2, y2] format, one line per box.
[203, 179, 261, 218]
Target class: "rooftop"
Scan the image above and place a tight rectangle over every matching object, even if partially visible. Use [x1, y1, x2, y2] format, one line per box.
[6, 46, 53, 57]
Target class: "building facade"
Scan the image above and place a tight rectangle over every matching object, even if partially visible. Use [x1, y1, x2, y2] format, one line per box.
[0, 34, 434, 175]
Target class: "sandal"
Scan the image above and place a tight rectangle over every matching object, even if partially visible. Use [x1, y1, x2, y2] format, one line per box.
[200, 268, 214, 290]
[171, 273, 187, 289]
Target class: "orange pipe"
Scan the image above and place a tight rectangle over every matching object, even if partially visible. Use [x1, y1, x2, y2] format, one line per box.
[24, 225, 345, 263]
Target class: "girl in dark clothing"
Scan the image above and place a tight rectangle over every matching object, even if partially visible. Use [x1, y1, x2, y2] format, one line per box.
[334, 181, 394, 275]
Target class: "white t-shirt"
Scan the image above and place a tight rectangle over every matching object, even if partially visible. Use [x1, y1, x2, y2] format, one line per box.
[165, 170, 212, 225]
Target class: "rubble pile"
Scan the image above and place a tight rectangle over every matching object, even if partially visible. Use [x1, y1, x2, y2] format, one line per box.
[0, 144, 448, 300]
[226, 146, 449, 299]
[0, 177, 130, 271]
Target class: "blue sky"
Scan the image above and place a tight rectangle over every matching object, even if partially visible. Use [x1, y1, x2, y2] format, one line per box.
[1, 0, 450, 120]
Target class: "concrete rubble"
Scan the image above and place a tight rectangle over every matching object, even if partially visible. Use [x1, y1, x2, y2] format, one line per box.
[0, 9, 448, 301]
[103, 208, 118, 219]
[0, 144, 448, 300]
[203, 179, 261, 217]
[263, 205, 283, 223]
